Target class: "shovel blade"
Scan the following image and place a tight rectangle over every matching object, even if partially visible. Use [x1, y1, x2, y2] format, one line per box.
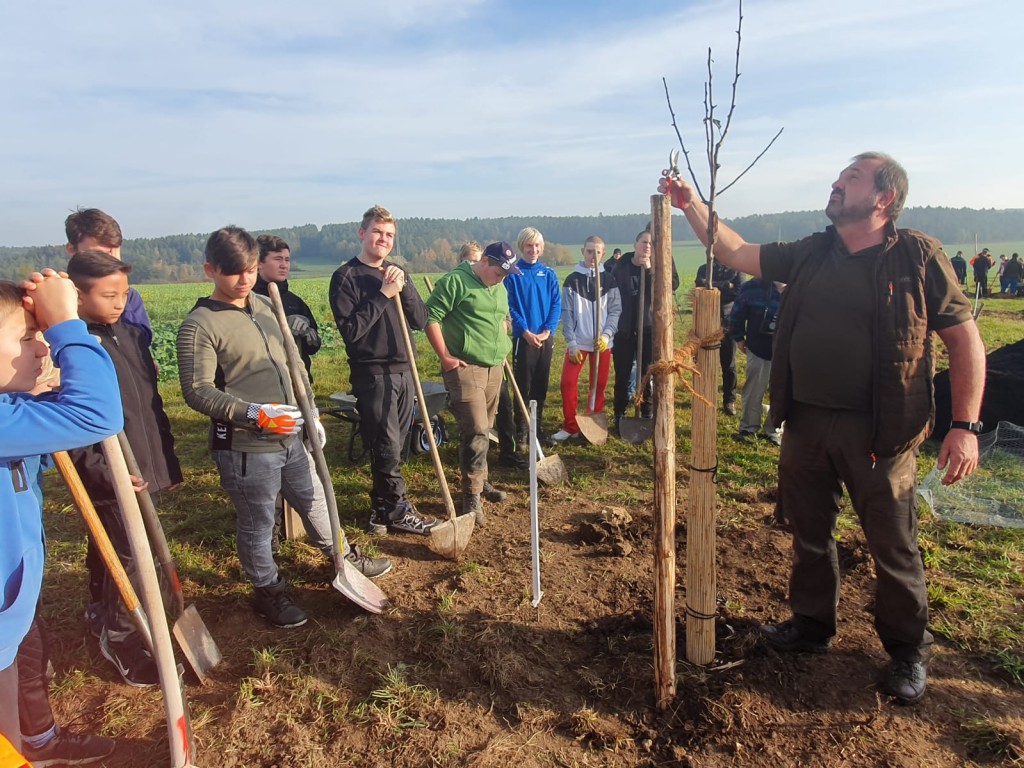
[576, 412, 608, 445]
[619, 416, 654, 445]
[332, 560, 390, 614]
[426, 513, 475, 560]
[536, 454, 568, 486]
[172, 605, 222, 684]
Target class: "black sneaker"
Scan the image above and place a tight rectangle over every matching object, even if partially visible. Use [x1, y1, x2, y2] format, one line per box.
[367, 506, 388, 535]
[99, 630, 159, 687]
[723, 402, 737, 416]
[388, 504, 439, 536]
[253, 578, 308, 628]
[497, 452, 528, 470]
[759, 620, 832, 653]
[22, 726, 116, 767]
[882, 659, 927, 705]
[344, 545, 393, 579]
[482, 481, 507, 503]
[735, 430, 757, 441]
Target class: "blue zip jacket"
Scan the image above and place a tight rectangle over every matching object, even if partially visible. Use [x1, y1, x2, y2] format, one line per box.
[0, 319, 122, 670]
[505, 260, 561, 338]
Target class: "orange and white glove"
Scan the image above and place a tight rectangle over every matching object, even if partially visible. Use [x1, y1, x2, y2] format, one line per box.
[251, 403, 304, 435]
[567, 347, 584, 365]
[596, 334, 610, 352]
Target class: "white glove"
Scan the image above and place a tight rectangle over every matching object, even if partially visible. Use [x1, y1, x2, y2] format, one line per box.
[253, 403, 304, 435]
[313, 417, 327, 448]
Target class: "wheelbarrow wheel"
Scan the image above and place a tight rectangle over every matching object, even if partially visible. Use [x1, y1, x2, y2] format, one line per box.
[411, 415, 446, 455]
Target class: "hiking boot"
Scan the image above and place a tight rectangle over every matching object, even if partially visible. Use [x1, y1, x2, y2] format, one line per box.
[882, 659, 927, 705]
[22, 726, 116, 767]
[253, 578, 308, 628]
[497, 452, 528, 470]
[759, 620, 832, 653]
[99, 629, 159, 687]
[482, 481, 507, 503]
[388, 503, 439, 536]
[344, 545, 393, 579]
[367, 506, 388, 535]
[463, 494, 484, 526]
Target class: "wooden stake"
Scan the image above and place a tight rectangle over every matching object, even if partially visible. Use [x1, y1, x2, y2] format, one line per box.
[687, 287, 720, 665]
[650, 195, 677, 708]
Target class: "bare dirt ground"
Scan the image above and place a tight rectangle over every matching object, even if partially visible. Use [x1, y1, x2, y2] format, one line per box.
[41, 438, 1024, 768]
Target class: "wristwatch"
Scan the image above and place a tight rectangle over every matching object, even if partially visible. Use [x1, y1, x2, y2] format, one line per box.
[950, 420, 983, 434]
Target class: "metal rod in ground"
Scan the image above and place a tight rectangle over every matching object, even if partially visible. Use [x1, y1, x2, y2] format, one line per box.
[651, 194, 678, 708]
[688, 285, 721, 666]
[529, 399, 543, 607]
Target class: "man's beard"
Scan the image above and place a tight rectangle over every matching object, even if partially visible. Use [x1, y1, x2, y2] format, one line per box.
[825, 193, 878, 226]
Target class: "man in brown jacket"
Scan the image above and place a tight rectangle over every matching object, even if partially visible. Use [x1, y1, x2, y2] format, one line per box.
[659, 152, 986, 705]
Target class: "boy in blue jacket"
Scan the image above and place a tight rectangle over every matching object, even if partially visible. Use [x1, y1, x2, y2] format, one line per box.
[0, 271, 122, 765]
[505, 227, 561, 445]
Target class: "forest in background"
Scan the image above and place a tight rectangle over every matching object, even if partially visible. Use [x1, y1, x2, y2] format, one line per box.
[2, 206, 1023, 282]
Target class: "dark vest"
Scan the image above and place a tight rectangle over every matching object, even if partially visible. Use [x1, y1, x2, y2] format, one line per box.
[770, 223, 936, 457]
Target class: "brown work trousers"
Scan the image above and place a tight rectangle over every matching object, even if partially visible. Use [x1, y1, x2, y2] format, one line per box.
[777, 403, 933, 663]
[443, 363, 502, 496]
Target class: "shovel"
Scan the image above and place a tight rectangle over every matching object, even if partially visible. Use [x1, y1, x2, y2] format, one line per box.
[267, 283, 388, 614]
[619, 264, 654, 444]
[393, 294, 472, 559]
[576, 260, 608, 445]
[116, 432, 221, 682]
[505, 359, 568, 486]
[53, 450, 198, 768]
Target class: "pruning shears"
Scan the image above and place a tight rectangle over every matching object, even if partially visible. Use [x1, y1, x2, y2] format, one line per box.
[668, 149, 681, 180]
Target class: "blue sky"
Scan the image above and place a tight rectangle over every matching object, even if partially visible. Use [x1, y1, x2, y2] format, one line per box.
[2, 0, 1021, 247]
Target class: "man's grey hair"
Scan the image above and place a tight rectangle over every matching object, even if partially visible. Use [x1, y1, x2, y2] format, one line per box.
[853, 151, 908, 222]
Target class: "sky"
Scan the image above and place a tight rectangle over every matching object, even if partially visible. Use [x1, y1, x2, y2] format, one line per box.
[2, 0, 1022, 247]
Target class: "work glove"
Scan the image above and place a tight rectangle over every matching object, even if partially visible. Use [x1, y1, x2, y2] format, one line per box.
[250, 403, 304, 435]
[286, 315, 320, 349]
[309, 408, 327, 448]
[596, 334, 610, 352]
[568, 347, 584, 365]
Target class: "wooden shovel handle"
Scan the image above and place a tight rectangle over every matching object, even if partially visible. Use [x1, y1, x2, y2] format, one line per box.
[53, 451, 143, 616]
[394, 294, 457, 520]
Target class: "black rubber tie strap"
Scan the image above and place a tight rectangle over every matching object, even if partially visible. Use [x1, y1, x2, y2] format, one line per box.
[685, 604, 718, 620]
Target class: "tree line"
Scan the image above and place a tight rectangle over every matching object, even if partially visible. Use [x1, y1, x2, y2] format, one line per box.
[2, 207, 1022, 282]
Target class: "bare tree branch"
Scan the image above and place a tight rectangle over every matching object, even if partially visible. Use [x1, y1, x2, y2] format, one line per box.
[718, 126, 785, 195]
[662, 77, 704, 201]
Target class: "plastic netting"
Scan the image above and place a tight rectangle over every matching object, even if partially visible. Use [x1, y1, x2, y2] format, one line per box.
[918, 421, 1024, 529]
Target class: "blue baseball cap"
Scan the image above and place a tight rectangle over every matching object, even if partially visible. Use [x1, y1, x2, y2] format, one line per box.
[483, 241, 522, 275]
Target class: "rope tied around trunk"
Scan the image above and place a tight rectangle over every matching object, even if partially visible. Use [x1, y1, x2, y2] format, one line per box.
[634, 328, 720, 409]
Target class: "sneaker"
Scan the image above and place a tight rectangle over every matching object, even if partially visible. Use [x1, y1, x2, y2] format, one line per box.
[759, 620, 832, 653]
[762, 431, 782, 446]
[735, 431, 757, 441]
[463, 494, 484, 526]
[253, 578, 308, 628]
[497, 452, 528, 469]
[882, 659, 927, 705]
[367, 506, 388, 535]
[99, 630, 159, 688]
[723, 402, 737, 416]
[84, 603, 103, 639]
[22, 726, 116, 767]
[388, 504, 439, 536]
[344, 545, 393, 579]
[482, 481, 507, 503]
[549, 429, 577, 443]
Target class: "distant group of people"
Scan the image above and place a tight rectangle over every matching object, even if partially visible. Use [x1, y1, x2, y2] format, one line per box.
[949, 248, 1023, 297]
[0, 150, 992, 762]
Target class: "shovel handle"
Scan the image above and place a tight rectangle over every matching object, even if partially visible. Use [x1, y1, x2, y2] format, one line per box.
[394, 294, 457, 520]
[503, 358, 547, 461]
[52, 451, 153, 649]
[634, 265, 647, 417]
[589, 263, 602, 413]
[117, 432, 185, 616]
